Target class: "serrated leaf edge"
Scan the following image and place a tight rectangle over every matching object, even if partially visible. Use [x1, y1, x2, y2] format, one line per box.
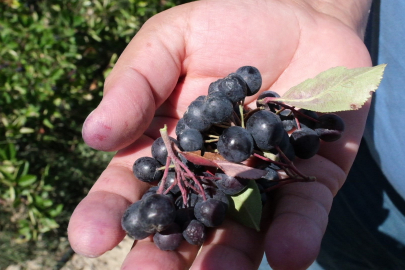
[273, 64, 387, 113]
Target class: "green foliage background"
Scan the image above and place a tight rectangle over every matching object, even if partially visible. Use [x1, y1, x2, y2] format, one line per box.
[0, 0, 192, 268]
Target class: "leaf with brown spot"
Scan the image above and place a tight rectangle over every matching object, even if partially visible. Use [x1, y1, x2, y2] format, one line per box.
[272, 64, 386, 112]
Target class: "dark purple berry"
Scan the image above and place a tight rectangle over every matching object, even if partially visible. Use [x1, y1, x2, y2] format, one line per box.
[133, 157, 163, 183]
[235, 66, 262, 96]
[182, 219, 206, 246]
[153, 223, 183, 251]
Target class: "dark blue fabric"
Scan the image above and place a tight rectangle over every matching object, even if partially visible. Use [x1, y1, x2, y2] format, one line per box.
[316, 139, 405, 270]
[364, 0, 405, 199]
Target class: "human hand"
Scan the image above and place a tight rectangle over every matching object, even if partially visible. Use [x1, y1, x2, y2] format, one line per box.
[68, 0, 372, 269]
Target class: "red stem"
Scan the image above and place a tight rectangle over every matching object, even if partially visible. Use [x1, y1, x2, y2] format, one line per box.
[159, 126, 207, 202]
[261, 97, 320, 124]
[157, 156, 171, 195]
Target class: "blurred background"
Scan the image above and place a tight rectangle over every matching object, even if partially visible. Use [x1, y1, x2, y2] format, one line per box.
[0, 0, 192, 269]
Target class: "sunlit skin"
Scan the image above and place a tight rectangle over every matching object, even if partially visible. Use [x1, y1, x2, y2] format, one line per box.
[68, 0, 372, 269]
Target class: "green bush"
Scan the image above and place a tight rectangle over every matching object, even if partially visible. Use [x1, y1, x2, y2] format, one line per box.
[0, 0, 192, 254]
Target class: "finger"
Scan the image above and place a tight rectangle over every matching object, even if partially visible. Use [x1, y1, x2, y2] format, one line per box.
[190, 220, 265, 270]
[68, 117, 192, 262]
[263, 156, 343, 270]
[68, 135, 155, 257]
[67, 191, 130, 257]
[264, 183, 332, 269]
[121, 236, 199, 270]
[317, 106, 370, 173]
[82, 8, 187, 152]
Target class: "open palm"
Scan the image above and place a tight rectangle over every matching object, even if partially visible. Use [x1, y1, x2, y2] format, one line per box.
[68, 1, 371, 269]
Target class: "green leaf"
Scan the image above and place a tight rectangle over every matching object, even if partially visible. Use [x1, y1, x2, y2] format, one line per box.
[42, 199, 53, 208]
[15, 160, 29, 180]
[19, 127, 35, 134]
[48, 204, 63, 217]
[43, 118, 54, 129]
[38, 217, 59, 232]
[7, 143, 17, 160]
[18, 175, 37, 187]
[89, 29, 102, 42]
[227, 181, 262, 231]
[274, 64, 387, 112]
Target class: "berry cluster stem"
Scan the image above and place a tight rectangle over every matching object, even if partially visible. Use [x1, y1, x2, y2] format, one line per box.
[253, 150, 314, 183]
[159, 125, 207, 204]
[260, 97, 320, 124]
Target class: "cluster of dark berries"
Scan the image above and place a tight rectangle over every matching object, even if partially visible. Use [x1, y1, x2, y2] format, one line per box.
[121, 66, 345, 251]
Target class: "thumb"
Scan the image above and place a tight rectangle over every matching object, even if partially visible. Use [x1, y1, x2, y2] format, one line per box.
[82, 11, 185, 151]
